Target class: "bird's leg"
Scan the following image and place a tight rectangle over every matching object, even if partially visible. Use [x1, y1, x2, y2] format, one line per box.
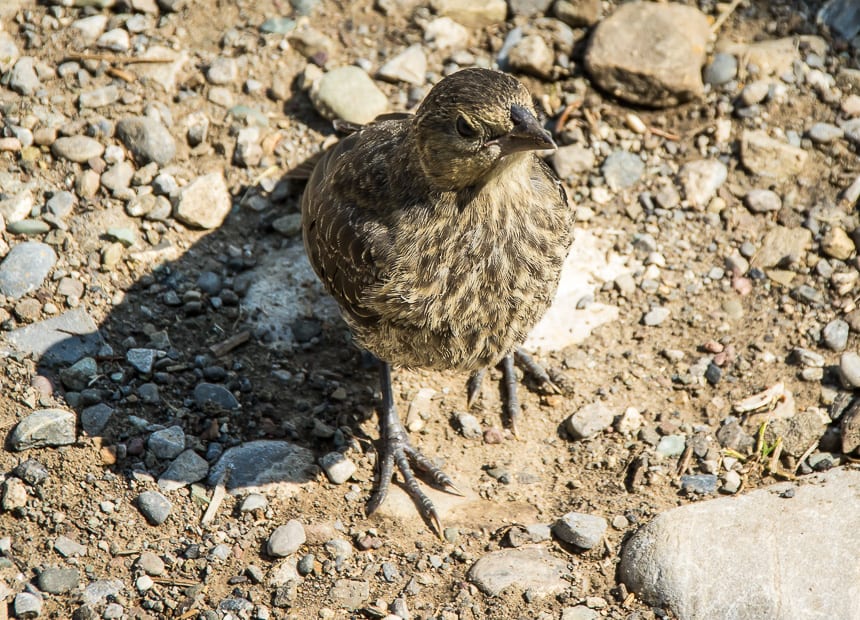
[466, 369, 485, 408]
[366, 361, 461, 534]
[514, 347, 561, 394]
[468, 348, 561, 436]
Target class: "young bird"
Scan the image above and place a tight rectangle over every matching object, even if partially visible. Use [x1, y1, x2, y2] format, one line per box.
[301, 68, 574, 531]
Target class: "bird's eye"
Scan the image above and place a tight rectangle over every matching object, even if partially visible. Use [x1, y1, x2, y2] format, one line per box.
[456, 116, 478, 138]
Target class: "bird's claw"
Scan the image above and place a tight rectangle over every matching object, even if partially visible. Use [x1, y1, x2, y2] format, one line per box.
[467, 349, 560, 436]
[365, 426, 459, 536]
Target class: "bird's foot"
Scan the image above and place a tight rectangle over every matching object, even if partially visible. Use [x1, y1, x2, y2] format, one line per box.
[466, 347, 560, 436]
[366, 362, 462, 535]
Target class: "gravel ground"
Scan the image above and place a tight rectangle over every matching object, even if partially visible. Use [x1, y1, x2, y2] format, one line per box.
[1, 0, 860, 618]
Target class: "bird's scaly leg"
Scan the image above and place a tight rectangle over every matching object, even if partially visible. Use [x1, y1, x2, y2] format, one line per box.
[467, 347, 560, 436]
[366, 361, 461, 534]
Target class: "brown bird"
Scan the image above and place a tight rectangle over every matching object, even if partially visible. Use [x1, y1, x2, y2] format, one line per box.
[301, 67, 574, 531]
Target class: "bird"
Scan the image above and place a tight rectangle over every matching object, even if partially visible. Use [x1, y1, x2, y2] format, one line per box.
[301, 67, 575, 532]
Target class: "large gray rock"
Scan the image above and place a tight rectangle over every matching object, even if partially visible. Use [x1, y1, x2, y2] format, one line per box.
[208, 440, 317, 495]
[620, 469, 860, 620]
[0, 241, 57, 300]
[116, 116, 176, 166]
[5, 308, 102, 366]
[9, 409, 76, 451]
[467, 546, 569, 597]
[584, 2, 710, 107]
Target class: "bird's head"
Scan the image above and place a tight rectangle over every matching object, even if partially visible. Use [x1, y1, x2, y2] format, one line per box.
[413, 68, 555, 191]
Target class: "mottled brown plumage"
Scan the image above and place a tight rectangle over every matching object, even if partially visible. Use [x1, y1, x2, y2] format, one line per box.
[301, 68, 574, 531]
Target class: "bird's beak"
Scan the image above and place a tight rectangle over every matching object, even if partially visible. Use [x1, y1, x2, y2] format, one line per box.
[490, 104, 556, 156]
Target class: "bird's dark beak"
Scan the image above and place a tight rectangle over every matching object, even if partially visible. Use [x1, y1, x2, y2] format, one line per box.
[491, 104, 556, 156]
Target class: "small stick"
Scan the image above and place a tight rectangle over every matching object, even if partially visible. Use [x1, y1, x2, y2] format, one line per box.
[106, 67, 137, 82]
[711, 0, 745, 35]
[648, 127, 681, 141]
[554, 99, 582, 134]
[201, 466, 231, 525]
[794, 440, 820, 475]
[209, 330, 250, 357]
[676, 445, 693, 476]
[67, 53, 176, 65]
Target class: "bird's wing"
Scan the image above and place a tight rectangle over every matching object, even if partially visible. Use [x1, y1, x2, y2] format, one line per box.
[301, 132, 390, 322]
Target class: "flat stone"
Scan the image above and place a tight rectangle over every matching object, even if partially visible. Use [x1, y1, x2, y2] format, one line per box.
[328, 578, 370, 610]
[173, 171, 232, 229]
[430, 0, 507, 27]
[422, 17, 470, 51]
[0, 32, 19, 73]
[101, 161, 135, 192]
[823, 319, 850, 352]
[643, 306, 670, 326]
[71, 14, 108, 41]
[739, 80, 770, 106]
[0, 189, 34, 224]
[552, 145, 596, 180]
[13, 458, 48, 485]
[318, 452, 356, 484]
[9, 409, 76, 451]
[9, 56, 40, 96]
[208, 440, 317, 495]
[0, 241, 56, 300]
[750, 226, 812, 270]
[82, 579, 123, 606]
[807, 122, 844, 144]
[59, 356, 98, 390]
[740, 130, 808, 179]
[6, 308, 102, 366]
[79, 84, 120, 108]
[508, 0, 553, 17]
[127, 348, 157, 374]
[703, 52, 737, 86]
[553, 512, 608, 549]
[267, 520, 306, 557]
[821, 226, 855, 260]
[840, 352, 860, 388]
[37, 567, 79, 594]
[377, 44, 426, 85]
[54, 535, 87, 557]
[620, 469, 860, 619]
[566, 401, 614, 440]
[2, 477, 27, 510]
[553, 0, 600, 27]
[13, 592, 42, 617]
[468, 546, 569, 596]
[158, 449, 209, 491]
[128, 46, 188, 92]
[679, 159, 727, 209]
[81, 403, 113, 435]
[51, 136, 104, 163]
[148, 425, 186, 460]
[116, 116, 176, 166]
[584, 1, 709, 107]
[97, 28, 130, 52]
[744, 189, 781, 213]
[136, 551, 166, 576]
[194, 382, 239, 410]
[45, 191, 78, 218]
[656, 434, 686, 457]
[136, 490, 172, 525]
[311, 66, 389, 125]
[602, 150, 644, 190]
[507, 35, 554, 79]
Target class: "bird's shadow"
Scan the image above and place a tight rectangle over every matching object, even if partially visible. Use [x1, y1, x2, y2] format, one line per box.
[9, 159, 383, 505]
